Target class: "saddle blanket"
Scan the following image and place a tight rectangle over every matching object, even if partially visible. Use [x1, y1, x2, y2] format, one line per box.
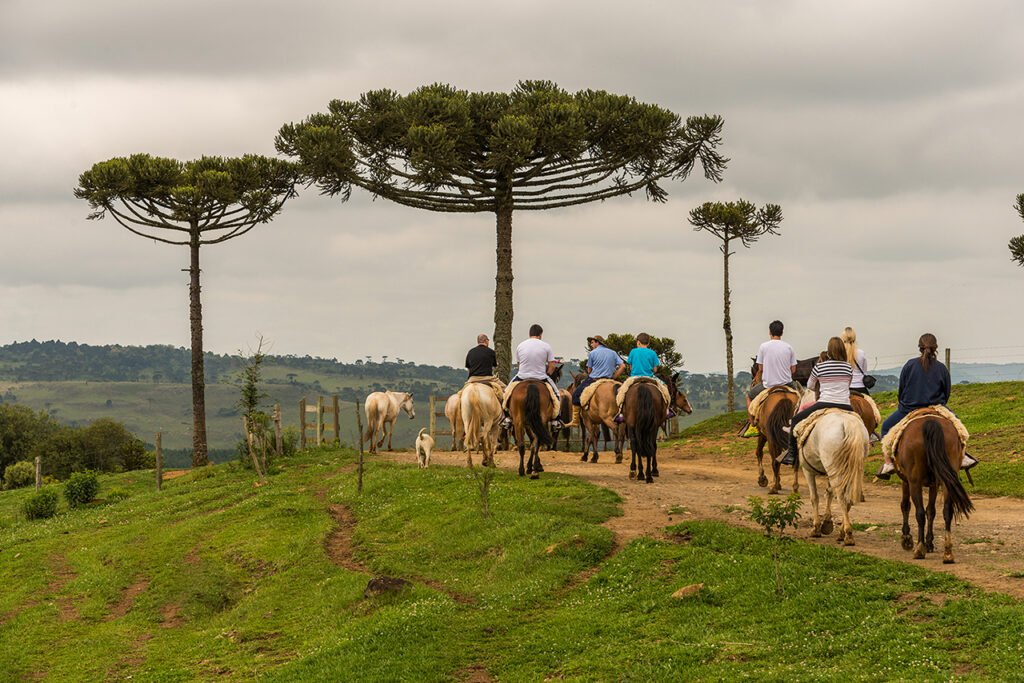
[615, 376, 671, 409]
[793, 408, 858, 452]
[502, 379, 560, 411]
[852, 393, 882, 426]
[749, 385, 803, 425]
[463, 375, 506, 401]
[580, 378, 619, 410]
[882, 405, 969, 460]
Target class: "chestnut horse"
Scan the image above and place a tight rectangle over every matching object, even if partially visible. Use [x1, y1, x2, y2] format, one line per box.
[579, 379, 625, 464]
[363, 391, 415, 454]
[753, 387, 804, 494]
[507, 380, 556, 478]
[897, 417, 974, 562]
[623, 373, 692, 483]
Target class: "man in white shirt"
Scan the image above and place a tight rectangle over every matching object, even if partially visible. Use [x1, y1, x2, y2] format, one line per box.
[501, 323, 563, 428]
[747, 320, 802, 404]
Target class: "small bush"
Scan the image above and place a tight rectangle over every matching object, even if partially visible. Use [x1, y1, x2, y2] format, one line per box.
[64, 470, 100, 508]
[189, 466, 216, 483]
[105, 487, 132, 502]
[3, 461, 36, 490]
[23, 488, 59, 520]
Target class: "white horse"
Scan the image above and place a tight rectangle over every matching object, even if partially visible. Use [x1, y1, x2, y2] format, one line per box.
[444, 392, 464, 451]
[460, 383, 502, 468]
[363, 391, 415, 453]
[799, 410, 868, 546]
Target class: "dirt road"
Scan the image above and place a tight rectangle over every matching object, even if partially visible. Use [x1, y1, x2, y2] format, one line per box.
[387, 445, 1024, 599]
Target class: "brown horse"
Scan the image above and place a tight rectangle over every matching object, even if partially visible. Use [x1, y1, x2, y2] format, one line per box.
[507, 380, 556, 479]
[623, 373, 692, 482]
[753, 388, 803, 494]
[579, 379, 625, 464]
[896, 417, 974, 562]
[850, 393, 879, 436]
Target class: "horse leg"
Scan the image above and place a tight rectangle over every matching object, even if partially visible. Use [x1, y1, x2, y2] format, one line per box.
[755, 433, 768, 488]
[386, 419, 395, 451]
[615, 424, 625, 463]
[807, 475, 822, 537]
[530, 441, 541, 480]
[925, 484, 937, 553]
[900, 480, 914, 551]
[651, 449, 659, 478]
[840, 497, 855, 547]
[629, 429, 638, 480]
[942, 495, 956, 564]
[912, 485, 927, 559]
[516, 426, 526, 477]
[820, 484, 835, 536]
[791, 461, 800, 494]
[645, 454, 654, 484]
[768, 455, 782, 495]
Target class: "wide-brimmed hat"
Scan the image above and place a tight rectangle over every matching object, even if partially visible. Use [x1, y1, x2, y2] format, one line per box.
[587, 335, 606, 345]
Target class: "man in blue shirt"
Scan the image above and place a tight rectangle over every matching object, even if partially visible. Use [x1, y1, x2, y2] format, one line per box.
[614, 333, 672, 422]
[569, 335, 625, 426]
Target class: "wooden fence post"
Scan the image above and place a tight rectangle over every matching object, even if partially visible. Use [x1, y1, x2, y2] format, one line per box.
[155, 431, 163, 491]
[299, 398, 307, 449]
[332, 395, 341, 446]
[34, 456, 41, 491]
[945, 348, 952, 382]
[316, 396, 325, 447]
[429, 395, 437, 438]
[244, 416, 267, 485]
[273, 404, 283, 456]
[355, 401, 364, 495]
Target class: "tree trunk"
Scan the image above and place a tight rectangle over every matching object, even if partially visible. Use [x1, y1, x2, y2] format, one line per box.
[722, 241, 735, 413]
[189, 235, 209, 467]
[493, 202, 514, 382]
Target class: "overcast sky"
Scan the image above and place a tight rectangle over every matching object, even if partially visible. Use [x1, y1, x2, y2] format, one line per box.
[2, 0, 1023, 374]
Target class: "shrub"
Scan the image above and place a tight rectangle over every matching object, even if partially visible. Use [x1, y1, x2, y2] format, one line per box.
[105, 487, 131, 502]
[3, 461, 36, 490]
[23, 488, 59, 520]
[64, 470, 100, 508]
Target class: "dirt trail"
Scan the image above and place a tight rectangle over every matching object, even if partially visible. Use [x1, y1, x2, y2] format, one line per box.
[383, 446, 1024, 599]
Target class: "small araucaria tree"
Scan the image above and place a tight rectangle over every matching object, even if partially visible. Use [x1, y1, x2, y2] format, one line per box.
[1010, 194, 1024, 267]
[75, 154, 298, 466]
[688, 200, 782, 412]
[277, 81, 728, 380]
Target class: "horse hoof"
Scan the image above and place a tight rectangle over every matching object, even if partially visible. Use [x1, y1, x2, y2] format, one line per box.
[615, 456, 623, 464]
[901, 536, 914, 551]
[757, 475, 768, 488]
[820, 520, 833, 535]
[580, 454, 588, 462]
[530, 474, 539, 480]
[925, 542, 935, 553]
[590, 455, 599, 463]
[943, 555, 955, 564]
[843, 535, 855, 547]
[645, 476, 654, 484]
[913, 545, 926, 560]
[629, 471, 636, 480]
[811, 530, 822, 538]
[651, 469, 659, 477]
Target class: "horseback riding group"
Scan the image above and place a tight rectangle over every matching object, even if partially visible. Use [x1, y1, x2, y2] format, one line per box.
[449, 324, 690, 482]
[744, 320, 976, 560]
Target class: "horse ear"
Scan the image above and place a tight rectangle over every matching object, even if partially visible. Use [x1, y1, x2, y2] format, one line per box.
[672, 372, 680, 381]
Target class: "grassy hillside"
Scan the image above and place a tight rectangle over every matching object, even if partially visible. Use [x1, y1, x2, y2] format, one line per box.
[668, 381, 1024, 498]
[2, 449, 1023, 681]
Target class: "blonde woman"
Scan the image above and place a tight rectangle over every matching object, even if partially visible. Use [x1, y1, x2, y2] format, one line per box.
[842, 326, 870, 395]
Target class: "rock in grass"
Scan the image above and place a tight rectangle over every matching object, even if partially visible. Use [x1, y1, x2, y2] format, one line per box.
[671, 583, 704, 599]
[364, 576, 412, 598]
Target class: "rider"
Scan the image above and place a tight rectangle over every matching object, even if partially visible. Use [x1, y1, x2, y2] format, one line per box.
[570, 335, 625, 426]
[743, 320, 801, 437]
[464, 333, 505, 401]
[875, 333, 978, 480]
[501, 324, 563, 429]
[842, 326, 870, 396]
[779, 336, 854, 465]
[614, 332, 671, 423]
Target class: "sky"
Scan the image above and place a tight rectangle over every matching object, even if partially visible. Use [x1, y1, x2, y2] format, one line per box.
[2, 0, 1023, 375]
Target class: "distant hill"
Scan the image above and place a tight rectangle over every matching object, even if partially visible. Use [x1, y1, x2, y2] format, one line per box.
[877, 362, 1024, 384]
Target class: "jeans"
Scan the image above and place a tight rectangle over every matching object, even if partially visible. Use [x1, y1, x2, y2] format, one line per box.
[881, 406, 913, 438]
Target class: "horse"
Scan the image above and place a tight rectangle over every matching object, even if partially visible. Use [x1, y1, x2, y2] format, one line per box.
[753, 388, 804, 494]
[363, 391, 415, 454]
[896, 416, 974, 563]
[750, 356, 818, 388]
[799, 410, 869, 545]
[579, 378, 624, 464]
[507, 380, 556, 479]
[460, 382, 502, 468]
[444, 393, 465, 451]
[623, 372, 691, 483]
[850, 393, 879, 437]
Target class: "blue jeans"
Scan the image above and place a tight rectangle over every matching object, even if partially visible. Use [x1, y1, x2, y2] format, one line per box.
[881, 406, 913, 438]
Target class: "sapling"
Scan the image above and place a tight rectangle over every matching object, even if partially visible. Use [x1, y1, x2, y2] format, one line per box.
[748, 492, 802, 596]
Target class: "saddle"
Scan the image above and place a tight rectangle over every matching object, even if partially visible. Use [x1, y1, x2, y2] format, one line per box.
[502, 378, 560, 411]
[749, 385, 802, 424]
[882, 405, 969, 460]
[615, 376, 671, 408]
[580, 378, 618, 411]
[793, 407, 853, 452]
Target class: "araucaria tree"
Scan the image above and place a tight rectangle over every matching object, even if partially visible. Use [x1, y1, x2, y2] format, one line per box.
[1010, 194, 1024, 266]
[688, 200, 782, 412]
[277, 81, 728, 380]
[75, 155, 298, 466]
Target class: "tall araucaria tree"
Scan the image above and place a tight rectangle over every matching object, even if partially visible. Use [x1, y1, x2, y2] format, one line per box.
[74, 154, 298, 466]
[277, 81, 728, 380]
[688, 200, 782, 412]
[1010, 194, 1024, 267]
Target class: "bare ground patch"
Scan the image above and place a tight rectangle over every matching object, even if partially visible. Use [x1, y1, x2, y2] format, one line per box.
[106, 577, 151, 621]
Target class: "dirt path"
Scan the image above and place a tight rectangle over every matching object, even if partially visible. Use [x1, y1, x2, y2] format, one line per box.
[382, 446, 1024, 599]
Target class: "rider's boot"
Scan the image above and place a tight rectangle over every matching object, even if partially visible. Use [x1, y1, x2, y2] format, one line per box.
[566, 405, 580, 428]
[962, 450, 979, 471]
[875, 458, 896, 480]
[501, 411, 513, 430]
[778, 438, 798, 466]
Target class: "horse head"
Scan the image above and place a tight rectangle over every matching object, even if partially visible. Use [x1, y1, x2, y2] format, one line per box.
[749, 358, 761, 387]
[667, 371, 693, 415]
[547, 362, 564, 385]
[401, 392, 415, 419]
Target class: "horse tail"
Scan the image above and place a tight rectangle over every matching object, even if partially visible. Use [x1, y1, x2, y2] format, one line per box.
[463, 388, 481, 450]
[363, 399, 378, 442]
[765, 397, 793, 456]
[559, 393, 571, 423]
[924, 419, 974, 521]
[832, 414, 866, 505]
[601, 423, 611, 442]
[525, 384, 553, 447]
[635, 386, 659, 458]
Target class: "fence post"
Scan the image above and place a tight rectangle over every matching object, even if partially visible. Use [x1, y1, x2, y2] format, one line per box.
[332, 395, 341, 446]
[429, 395, 437, 438]
[34, 456, 41, 491]
[316, 396, 325, 447]
[299, 398, 307, 449]
[273, 404, 283, 456]
[155, 431, 163, 491]
[945, 347, 952, 382]
[244, 416, 267, 485]
[355, 401, 364, 495]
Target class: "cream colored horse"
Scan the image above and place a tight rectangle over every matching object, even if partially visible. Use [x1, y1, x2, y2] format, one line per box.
[363, 391, 415, 454]
[799, 410, 868, 546]
[460, 383, 502, 468]
[445, 393, 465, 451]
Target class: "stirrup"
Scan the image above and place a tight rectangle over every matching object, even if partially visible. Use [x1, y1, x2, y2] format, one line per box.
[962, 452, 979, 471]
[875, 462, 895, 481]
[613, 413, 624, 424]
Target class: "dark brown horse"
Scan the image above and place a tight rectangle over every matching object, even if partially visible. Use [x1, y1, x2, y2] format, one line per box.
[623, 373, 692, 483]
[753, 388, 803, 494]
[896, 416, 974, 562]
[507, 380, 556, 479]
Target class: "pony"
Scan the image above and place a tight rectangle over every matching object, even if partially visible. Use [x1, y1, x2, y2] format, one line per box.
[363, 391, 415, 454]
[460, 382, 502, 468]
[623, 372, 691, 483]
[799, 411, 868, 545]
[753, 388, 803, 494]
[507, 380, 557, 479]
[444, 392, 465, 451]
[579, 378, 625, 464]
[896, 417, 974, 563]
